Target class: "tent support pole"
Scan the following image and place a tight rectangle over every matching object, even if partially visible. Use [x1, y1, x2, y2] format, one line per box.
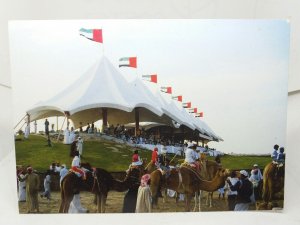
[14, 114, 27, 130]
[135, 107, 139, 136]
[102, 108, 108, 132]
[57, 116, 67, 142]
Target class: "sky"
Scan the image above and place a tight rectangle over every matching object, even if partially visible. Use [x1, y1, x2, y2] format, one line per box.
[9, 19, 289, 154]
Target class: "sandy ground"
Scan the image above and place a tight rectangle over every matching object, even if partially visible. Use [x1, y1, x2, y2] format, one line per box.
[18, 191, 281, 214]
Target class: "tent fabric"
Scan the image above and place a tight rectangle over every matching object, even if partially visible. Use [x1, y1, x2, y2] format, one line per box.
[26, 56, 222, 141]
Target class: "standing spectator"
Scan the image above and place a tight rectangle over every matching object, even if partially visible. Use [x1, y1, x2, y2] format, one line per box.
[249, 164, 263, 200]
[85, 123, 90, 133]
[34, 120, 37, 133]
[227, 170, 253, 211]
[63, 127, 70, 144]
[59, 164, 68, 187]
[271, 144, 279, 162]
[69, 127, 76, 143]
[44, 119, 49, 135]
[91, 122, 95, 132]
[215, 155, 221, 165]
[135, 174, 152, 213]
[77, 136, 84, 157]
[40, 170, 51, 200]
[18, 169, 26, 202]
[70, 140, 78, 157]
[18, 166, 40, 213]
[79, 122, 83, 132]
[224, 171, 239, 210]
[24, 123, 30, 139]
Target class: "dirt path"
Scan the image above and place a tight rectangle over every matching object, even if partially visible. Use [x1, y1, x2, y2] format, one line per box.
[18, 191, 275, 214]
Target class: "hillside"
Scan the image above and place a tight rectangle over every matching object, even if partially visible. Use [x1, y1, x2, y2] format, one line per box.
[15, 135, 271, 172]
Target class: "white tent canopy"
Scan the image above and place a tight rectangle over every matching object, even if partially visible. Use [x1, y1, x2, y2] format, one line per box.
[27, 56, 222, 141]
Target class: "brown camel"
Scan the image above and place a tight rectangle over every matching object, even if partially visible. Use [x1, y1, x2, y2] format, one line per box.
[197, 160, 221, 210]
[59, 166, 142, 213]
[262, 162, 285, 204]
[150, 166, 230, 211]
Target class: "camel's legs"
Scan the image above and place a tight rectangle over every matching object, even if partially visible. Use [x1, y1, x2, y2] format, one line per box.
[63, 194, 73, 213]
[185, 193, 192, 212]
[101, 194, 107, 213]
[97, 194, 102, 213]
[59, 190, 64, 213]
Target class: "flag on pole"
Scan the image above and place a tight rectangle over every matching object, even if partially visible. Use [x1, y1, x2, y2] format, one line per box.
[183, 102, 191, 108]
[195, 112, 204, 117]
[142, 74, 157, 83]
[172, 95, 182, 102]
[79, 28, 103, 43]
[160, 87, 172, 94]
[189, 108, 197, 113]
[119, 57, 137, 68]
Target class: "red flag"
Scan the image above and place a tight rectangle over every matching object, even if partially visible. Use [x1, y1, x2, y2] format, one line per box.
[161, 87, 172, 94]
[183, 102, 191, 108]
[119, 57, 137, 68]
[79, 28, 103, 43]
[172, 95, 182, 102]
[142, 74, 157, 83]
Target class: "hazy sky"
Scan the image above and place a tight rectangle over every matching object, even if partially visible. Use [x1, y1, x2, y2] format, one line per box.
[9, 19, 289, 154]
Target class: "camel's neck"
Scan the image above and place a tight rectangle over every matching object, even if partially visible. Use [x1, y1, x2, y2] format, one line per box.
[112, 178, 131, 192]
[197, 174, 226, 192]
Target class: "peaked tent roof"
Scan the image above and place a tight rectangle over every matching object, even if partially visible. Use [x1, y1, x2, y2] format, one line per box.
[26, 56, 222, 141]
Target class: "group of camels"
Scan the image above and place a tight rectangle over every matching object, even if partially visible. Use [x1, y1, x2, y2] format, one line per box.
[59, 158, 284, 213]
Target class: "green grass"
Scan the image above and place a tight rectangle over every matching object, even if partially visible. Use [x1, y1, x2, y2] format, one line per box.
[15, 135, 271, 172]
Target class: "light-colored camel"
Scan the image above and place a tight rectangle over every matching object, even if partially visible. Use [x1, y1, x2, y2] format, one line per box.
[262, 162, 284, 204]
[150, 166, 230, 211]
[196, 160, 221, 211]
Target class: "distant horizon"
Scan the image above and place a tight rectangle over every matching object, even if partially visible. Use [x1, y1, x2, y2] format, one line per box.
[10, 19, 289, 154]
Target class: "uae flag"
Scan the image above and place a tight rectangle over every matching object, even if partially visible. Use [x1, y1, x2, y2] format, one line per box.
[142, 74, 157, 83]
[119, 57, 137, 68]
[172, 95, 182, 102]
[79, 28, 103, 43]
[195, 112, 204, 117]
[183, 102, 191, 108]
[160, 87, 172, 94]
[189, 108, 198, 113]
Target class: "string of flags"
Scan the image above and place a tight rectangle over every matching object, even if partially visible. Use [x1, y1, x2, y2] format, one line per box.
[79, 28, 204, 118]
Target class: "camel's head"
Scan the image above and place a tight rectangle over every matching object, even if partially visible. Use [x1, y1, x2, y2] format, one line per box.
[217, 168, 231, 178]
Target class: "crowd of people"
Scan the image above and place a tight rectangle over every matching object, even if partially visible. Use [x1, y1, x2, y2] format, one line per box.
[17, 131, 285, 213]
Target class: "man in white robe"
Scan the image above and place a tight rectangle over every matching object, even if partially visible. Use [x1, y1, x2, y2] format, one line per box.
[24, 124, 30, 139]
[63, 127, 70, 144]
[77, 137, 83, 156]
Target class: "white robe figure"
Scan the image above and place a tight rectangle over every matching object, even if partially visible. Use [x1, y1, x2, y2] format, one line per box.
[63, 128, 70, 144]
[68, 194, 88, 213]
[69, 128, 76, 143]
[24, 124, 30, 139]
[77, 138, 83, 156]
[18, 174, 26, 201]
[34, 121, 37, 133]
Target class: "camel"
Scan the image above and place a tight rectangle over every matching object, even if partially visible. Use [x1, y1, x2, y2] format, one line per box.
[262, 162, 285, 204]
[196, 160, 221, 210]
[150, 166, 230, 211]
[59, 165, 142, 213]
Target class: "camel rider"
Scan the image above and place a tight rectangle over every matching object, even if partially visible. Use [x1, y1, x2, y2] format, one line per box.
[271, 144, 279, 163]
[71, 151, 86, 180]
[131, 150, 143, 167]
[151, 147, 159, 168]
[277, 147, 285, 164]
[184, 143, 200, 171]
